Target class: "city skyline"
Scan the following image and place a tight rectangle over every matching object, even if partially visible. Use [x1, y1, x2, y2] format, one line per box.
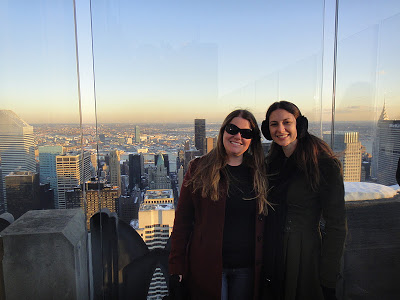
[1, 1, 400, 123]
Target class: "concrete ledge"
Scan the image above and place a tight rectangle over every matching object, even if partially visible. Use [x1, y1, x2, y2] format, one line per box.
[0, 209, 89, 300]
[343, 194, 400, 299]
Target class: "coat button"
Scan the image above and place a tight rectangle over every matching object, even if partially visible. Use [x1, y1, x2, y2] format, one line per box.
[258, 215, 263, 221]
[257, 235, 262, 242]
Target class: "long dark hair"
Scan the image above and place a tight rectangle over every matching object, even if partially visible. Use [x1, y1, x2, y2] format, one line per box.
[187, 109, 269, 214]
[265, 101, 340, 191]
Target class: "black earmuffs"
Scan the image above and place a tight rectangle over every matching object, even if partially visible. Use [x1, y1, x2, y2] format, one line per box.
[261, 115, 308, 141]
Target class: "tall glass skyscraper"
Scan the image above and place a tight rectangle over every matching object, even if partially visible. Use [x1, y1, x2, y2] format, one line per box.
[39, 145, 64, 207]
[373, 104, 400, 185]
[0, 110, 35, 212]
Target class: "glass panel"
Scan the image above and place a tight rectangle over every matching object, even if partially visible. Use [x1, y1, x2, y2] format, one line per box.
[335, 1, 400, 299]
[90, 0, 325, 298]
[0, 1, 83, 213]
[0, 0, 93, 299]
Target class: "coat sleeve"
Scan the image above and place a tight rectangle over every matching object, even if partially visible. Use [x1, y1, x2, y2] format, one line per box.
[168, 159, 197, 275]
[319, 158, 348, 288]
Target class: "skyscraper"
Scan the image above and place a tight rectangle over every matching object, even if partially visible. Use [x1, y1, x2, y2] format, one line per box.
[194, 119, 206, 155]
[135, 125, 141, 143]
[39, 145, 64, 207]
[129, 154, 144, 190]
[5, 171, 40, 219]
[66, 181, 120, 229]
[0, 110, 35, 212]
[323, 131, 362, 182]
[109, 149, 121, 191]
[206, 136, 217, 153]
[149, 154, 171, 189]
[136, 189, 175, 300]
[372, 104, 400, 185]
[56, 151, 92, 209]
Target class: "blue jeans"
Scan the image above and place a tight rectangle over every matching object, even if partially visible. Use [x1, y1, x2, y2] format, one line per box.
[221, 267, 254, 300]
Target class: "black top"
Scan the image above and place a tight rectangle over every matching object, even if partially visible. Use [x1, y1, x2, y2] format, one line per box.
[222, 164, 256, 268]
[397, 157, 400, 186]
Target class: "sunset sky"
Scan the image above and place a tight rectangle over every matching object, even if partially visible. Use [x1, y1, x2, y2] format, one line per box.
[1, 0, 399, 124]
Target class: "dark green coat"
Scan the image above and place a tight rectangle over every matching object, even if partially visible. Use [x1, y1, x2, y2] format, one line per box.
[263, 149, 347, 300]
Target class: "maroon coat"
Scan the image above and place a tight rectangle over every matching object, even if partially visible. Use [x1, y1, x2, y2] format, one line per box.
[169, 158, 264, 300]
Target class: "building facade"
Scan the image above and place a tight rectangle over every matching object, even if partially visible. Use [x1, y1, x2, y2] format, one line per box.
[323, 131, 362, 182]
[129, 154, 144, 190]
[66, 181, 120, 229]
[5, 171, 40, 219]
[372, 106, 400, 185]
[109, 149, 122, 191]
[39, 145, 64, 206]
[56, 151, 92, 209]
[194, 119, 206, 155]
[0, 110, 36, 212]
[137, 189, 175, 300]
[149, 154, 171, 190]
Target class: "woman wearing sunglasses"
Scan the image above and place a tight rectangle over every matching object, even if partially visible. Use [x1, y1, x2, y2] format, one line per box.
[169, 109, 269, 300]
[260, 101, 347, 300]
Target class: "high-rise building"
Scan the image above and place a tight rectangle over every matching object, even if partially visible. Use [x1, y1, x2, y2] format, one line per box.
[109, 149, 121, 192]
[5, 171, 40, 219]
[39, 145, 64, 206]
[135, 125, 141, 143]
[149, 154, 171, 189]
[56, 151, 92, 209]
[323, 131, 362, 182]
[129, 154, 144, 190]
[118, 187, 142, 225]
[39, 183, 54, 210]
[372, 103, 400, 185]
[206, 137, 217, 153]
[136, 189, 175, 300]
[0, 110, 36, 212]
[194, 119, 206, 155]
[66, 180, 120, 229]
[154, 153, 170, 174]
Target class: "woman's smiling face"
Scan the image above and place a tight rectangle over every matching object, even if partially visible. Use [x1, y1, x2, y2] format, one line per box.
[223, 117, 252, 161]
[268, 109, 298, 148]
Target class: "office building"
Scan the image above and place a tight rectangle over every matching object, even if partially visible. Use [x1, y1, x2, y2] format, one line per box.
[0, 110, 36, 212]
[66, 180, 120, 229]
[109, 149, 121, 192]
[135, 126, 141, 143]
[372, 104, 400, 185]
[154, 154, 170, 175]
[39, 183, 54, 210]
[56, 151, 92, 209]
[323, 131, 362, 182]
[118, 188, 142, 225]
[149, 154, 171, 189]
[129, 154, 144, 190]
[5, 171, 40, 219]
[206, 137, 217, 154]
[137, 189, 175, 300]
[194, 119, 206, 155]
[39, 145, 64, 207]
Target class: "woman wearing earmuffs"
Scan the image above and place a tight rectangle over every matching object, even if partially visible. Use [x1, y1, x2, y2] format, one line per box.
[260, 101, 347, 300]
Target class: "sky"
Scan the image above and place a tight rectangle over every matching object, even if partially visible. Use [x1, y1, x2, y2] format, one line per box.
[0, 0, 400, 124]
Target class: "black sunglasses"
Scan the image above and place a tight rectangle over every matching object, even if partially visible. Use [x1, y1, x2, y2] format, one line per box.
[225, 123, 254, 139]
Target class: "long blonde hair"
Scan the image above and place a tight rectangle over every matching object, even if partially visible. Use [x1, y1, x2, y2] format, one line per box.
[186, 109, 269, 215]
